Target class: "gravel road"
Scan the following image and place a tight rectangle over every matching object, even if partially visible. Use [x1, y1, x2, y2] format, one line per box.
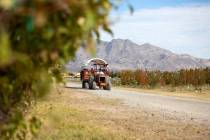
[66, 82, 210, 125]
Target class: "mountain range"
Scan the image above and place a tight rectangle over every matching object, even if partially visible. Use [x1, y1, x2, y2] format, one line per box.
[66, 39, 210, 72]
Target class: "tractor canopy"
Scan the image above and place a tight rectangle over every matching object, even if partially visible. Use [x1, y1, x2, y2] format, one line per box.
[81, 58, 108, 71]
[85, 58, 108, 66]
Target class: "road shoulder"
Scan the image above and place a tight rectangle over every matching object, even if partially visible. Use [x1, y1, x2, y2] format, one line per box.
[114, 86, 210, 101]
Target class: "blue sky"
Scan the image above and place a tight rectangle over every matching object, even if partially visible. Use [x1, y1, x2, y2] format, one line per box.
[101, 0, 210, 59]
[119, 0, 210, 9]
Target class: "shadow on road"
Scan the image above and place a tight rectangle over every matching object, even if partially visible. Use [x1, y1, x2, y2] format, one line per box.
[65, 86, 83, 90]
[65, 82, 101, 90]
[65, 86, 101, 91]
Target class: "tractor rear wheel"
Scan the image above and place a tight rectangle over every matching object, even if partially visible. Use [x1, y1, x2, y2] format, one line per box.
[82, 81, 85, 88]
[104, 77, 111, 90]
[82, 81, 88, 89]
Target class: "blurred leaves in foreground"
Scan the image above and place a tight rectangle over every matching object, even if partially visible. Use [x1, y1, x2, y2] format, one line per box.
[0, 31, 11, 67]
[0, 0, 121, 139]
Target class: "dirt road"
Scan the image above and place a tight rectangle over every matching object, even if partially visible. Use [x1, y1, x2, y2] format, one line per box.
[66, 82, 210, 126]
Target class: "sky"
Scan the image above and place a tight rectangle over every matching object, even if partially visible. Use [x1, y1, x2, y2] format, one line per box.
[100, 0, 210, 59]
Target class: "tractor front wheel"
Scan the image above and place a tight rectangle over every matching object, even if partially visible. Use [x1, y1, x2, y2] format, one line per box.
[89, 77, 96, 90]
[104, 77, 111, 90]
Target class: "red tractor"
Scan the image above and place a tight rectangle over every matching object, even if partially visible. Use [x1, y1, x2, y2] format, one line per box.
[80, 58, 111, 90]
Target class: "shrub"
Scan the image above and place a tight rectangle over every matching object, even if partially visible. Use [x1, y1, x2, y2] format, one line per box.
[0, 0, 115, 139]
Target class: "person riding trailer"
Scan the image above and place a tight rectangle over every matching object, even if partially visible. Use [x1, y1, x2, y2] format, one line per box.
[80, 58, 111, 90]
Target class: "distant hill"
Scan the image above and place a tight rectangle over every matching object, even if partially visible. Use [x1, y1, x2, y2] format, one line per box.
[66, 39, 210, 72]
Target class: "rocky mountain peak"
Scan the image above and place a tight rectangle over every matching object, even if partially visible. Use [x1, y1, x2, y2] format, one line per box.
[67, 39, 210, 72]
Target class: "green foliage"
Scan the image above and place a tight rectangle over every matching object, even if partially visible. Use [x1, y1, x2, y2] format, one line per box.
[0, 31, 11, 66]
[0, 0, 118, 139]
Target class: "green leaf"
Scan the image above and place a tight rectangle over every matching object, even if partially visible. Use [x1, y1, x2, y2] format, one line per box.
[84, 10, 96, 32]
[26, 16, 34, 32]
[0, 31, 11, 66]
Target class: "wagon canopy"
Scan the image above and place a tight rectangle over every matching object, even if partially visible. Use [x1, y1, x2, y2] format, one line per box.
[85, 58, 108, 65]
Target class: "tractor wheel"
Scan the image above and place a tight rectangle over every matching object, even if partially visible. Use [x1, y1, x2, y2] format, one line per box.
[104, 77, 111, 90]
[85, 82, 89, 89]
[82, 81, 86, 88]
[92, 81, 96, 90]
[82, 81, 89, 89]
[89, 77, 96, 90]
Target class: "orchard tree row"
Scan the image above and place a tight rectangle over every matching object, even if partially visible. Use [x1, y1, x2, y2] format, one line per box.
[111, 68, 210, 88]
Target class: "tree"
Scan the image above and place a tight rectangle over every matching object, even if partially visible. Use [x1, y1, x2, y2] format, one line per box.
[120, 70, 136, 85]
[205, 68, 210, 85]
[135, 69, 148, 86]
[147, 71, 159, 88]
[0, 0, 116, 139]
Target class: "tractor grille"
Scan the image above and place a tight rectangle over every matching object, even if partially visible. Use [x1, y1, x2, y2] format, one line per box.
[100, 77, 105, 82]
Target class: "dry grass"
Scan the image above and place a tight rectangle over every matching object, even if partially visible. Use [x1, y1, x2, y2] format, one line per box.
[30, 88, 125, 140]
[115, 85, 210, 101]
[30, 86, 210, 140]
